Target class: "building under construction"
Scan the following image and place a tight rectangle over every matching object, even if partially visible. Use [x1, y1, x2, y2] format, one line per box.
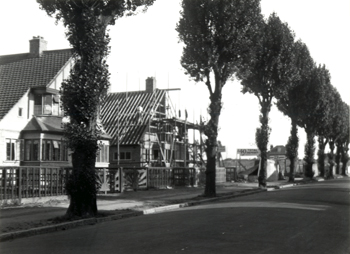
[101, 77, 201, 168]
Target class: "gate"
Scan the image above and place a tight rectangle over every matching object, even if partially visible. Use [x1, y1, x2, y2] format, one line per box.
[172, 167, 196, 186]
[122, 168, 147, 191]
[148, 167, 172, 189]
[96, 168, 121, 193]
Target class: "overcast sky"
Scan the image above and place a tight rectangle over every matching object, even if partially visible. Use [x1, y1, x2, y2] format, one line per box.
[1, 0, 349, 159]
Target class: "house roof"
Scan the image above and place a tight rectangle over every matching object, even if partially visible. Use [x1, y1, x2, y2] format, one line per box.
[22, 116, 64, 133]
[0, 49, 73, 120]
[21, 115, 112, 140]
[101, 89, 166, 146]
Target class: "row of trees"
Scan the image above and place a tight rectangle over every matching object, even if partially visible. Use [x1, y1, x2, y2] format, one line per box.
[177, 0, 349, 195]
[38, 0, 348, 216]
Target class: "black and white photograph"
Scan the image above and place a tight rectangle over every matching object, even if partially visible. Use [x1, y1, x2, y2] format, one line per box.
[0, 0, 349, 253]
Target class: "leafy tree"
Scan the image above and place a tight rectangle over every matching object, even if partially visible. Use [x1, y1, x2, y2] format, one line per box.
[335, 142, 342, 174]
[238, 13, 297, 187]
[38, 0, 154, 218]
[327, 88, 346, 178]
[296, 65, 331, 178]
[339, 103, 350, 176]
[314, 69, 334, 178]
[176, 0, 262, 196]
[276, 40, 314, 182]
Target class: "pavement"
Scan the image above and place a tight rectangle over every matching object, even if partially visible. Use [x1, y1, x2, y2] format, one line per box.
[0, 176, 344, 242]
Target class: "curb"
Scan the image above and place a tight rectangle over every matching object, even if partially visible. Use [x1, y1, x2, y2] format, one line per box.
[0, 211, 142, 242]
[0, 189, 265, 242]
[143, 189, 266, 214]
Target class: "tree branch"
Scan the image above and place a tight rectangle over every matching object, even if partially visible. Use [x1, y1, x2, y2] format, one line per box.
[205, 69, 213, 96]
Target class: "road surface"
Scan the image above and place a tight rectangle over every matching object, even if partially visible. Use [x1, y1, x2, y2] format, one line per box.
[1, 178, 349, 254]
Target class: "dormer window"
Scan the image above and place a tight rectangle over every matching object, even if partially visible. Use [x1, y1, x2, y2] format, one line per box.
[34, 94, 42, 115]
[34, 94, 61, 116]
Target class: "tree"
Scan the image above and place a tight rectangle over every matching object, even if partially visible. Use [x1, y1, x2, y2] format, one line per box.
[176, 0, 262, 196]
[339, 103, 350, 176]
[238, 13, 297, 187]
[296, 65, 331, 178]
[327, 88, 345, 178]
[313, 68, 333, 178]
[276, 40, 314, 182]
[38, 0, 155, 218]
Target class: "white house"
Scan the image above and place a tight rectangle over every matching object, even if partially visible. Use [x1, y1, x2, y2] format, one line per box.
[0, 36, 110, 168]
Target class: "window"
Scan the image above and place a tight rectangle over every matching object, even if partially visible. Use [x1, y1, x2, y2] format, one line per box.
[43, 95, 52, 115]
[153, 150, 159, 160]
[113, 151, 118, 161]
[6, 139, 23, 161]
[34, 95, 42, 115]
[39, 139, 68, 161]
[96, 143, 109, 163]
[34, 94, 61, 116]
[43, 140, 52, 160]
[25, 140, 40, 161]
[18, 107, 23, 117]
[144, 149, 149, 162]
[25, 140, 32, 160]
[120, 151, 131, 160]
[6, 139, 15, 160]
[52, 140, 61, 161]
[52, 95, 60, 116]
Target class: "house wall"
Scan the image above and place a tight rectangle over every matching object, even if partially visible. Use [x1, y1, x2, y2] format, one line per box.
[109, 145, 141, 168]
[0, 90, 31, 166]
[0, 56, 74, 167]
[48, 58, 73, 90]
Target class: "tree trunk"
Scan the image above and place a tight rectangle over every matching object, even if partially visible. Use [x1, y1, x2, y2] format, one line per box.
[317, 136, 327, 177]
[304, 131, 315, 178]
[341, 145, 349, 175]
[328, 141, 335, 179]
[335, 144, 341, 175]
[203, 90, 222, 197]
[287, 120, 298, 182]
[205, 142, 217, 197]
[66, 140, 98, 218]
[256, 101, 271, 188]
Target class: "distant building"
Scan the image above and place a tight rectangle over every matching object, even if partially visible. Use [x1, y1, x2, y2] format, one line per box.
[268, 145, 287, 160]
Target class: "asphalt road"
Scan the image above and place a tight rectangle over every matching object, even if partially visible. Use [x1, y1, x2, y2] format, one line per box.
[1, 178, 349, 254]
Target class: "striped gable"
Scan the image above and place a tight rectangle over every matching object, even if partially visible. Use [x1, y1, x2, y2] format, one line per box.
[101, 89, 166, 146]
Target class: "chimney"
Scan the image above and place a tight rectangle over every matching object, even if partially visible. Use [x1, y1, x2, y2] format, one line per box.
[29, 36, 47, 57]
[145, 77, 156, 93]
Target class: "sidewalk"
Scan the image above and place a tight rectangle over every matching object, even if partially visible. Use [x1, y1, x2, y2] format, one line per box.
[0, 178, 319, 241]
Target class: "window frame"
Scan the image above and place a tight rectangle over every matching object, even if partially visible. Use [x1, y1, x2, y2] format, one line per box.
[119, 151, 132, 161]
[96, 142, 110, 163]
[6, 139, 23, 161]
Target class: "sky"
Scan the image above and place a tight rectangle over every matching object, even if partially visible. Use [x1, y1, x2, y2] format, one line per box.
[1, 0, 349, 159]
